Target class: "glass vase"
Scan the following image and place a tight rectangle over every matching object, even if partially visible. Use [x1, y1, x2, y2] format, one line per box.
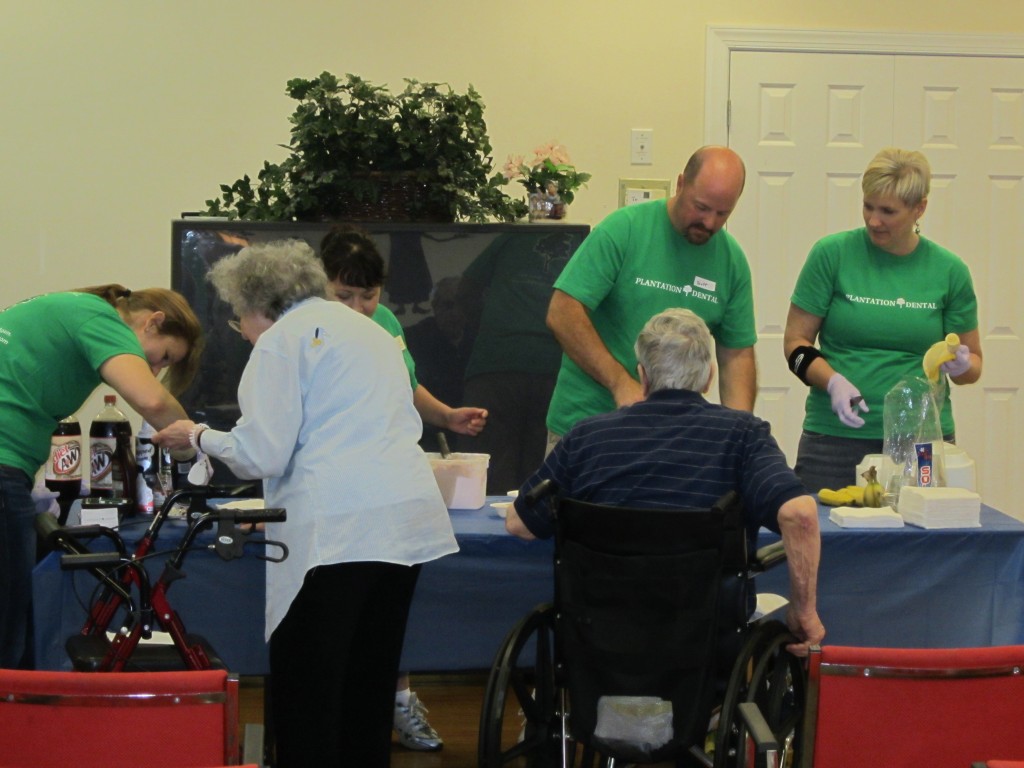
[528, 191, 553, 221]
[528, 191, 567, 221]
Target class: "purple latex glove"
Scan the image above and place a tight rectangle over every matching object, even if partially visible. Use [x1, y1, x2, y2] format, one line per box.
[939, 344, 971, 378]
[31, 480, 59, 516]
[826, 373, 869, 428]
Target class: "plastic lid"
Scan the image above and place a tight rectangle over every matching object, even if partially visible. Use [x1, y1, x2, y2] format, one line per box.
[104, 394, 116, 405]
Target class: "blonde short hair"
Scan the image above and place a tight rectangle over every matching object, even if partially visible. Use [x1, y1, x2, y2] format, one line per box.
[862, 147, 931, 206]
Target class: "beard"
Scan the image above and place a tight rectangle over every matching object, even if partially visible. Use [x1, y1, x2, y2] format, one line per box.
[683, 223, 713, 245]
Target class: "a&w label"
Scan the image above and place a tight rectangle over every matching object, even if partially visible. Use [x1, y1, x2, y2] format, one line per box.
[46, 437, 82, 482]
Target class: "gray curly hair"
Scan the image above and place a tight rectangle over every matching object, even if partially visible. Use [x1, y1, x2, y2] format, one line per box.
[208, 239, 329, 321]
[634, 308, 713, 393]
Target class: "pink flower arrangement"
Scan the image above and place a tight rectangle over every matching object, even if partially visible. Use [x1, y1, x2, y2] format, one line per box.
[501, 142, 591, 206]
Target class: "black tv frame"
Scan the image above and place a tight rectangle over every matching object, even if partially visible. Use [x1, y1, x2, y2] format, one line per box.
[171, 218, 590, 491]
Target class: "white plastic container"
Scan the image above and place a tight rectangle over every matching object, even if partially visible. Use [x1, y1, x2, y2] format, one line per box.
[427, 452, 490, 510]
[942, 442, 977, 492]
[859, 444, 976, 500]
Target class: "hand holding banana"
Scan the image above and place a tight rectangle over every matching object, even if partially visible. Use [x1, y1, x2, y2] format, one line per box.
[940, 343, 971, 378]
[923, 333, 970, 382]
[826, 373, 868, 428]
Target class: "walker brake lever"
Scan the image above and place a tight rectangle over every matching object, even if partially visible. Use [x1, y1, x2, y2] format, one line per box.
[210, 522, 288, 563]
[211, 508, 287, 561]
[252, 539, 288, 563]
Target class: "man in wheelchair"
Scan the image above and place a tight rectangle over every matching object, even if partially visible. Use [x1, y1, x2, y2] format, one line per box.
[493, 309, 823, 765]
[506, 307, 823, 657]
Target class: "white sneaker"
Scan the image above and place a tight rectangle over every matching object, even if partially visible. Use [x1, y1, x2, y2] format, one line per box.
[394, 692, 443, 751]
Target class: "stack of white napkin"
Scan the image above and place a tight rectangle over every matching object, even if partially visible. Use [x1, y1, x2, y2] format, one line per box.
[828, 506, 904, 528]
[897, 486, 981, 529]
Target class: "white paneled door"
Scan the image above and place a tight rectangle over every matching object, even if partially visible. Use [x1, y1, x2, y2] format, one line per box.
[709, 30, 1024, 515]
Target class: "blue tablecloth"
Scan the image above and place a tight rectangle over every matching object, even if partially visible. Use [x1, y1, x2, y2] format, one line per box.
[755, 505, 1024, 649]
[32, 500, 1024, 674]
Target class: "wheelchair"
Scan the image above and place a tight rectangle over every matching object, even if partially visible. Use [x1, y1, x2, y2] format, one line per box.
[478, 482, 806, 768]
[36, 486, 287, 672]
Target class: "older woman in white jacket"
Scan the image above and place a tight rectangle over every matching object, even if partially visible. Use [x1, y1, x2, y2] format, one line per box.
[155, 239, 457, 768]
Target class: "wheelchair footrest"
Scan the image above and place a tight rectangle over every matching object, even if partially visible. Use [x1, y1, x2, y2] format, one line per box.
[66, 633, 225, 671]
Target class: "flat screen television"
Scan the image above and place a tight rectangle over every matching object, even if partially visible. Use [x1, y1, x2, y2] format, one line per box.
[171, 219, 590, 493]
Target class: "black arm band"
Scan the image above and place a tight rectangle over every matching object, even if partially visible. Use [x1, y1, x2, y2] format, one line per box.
[787, 345, 823, 386]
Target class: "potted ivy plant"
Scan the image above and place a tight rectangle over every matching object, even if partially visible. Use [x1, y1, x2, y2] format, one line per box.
[203, 72, 528, 223]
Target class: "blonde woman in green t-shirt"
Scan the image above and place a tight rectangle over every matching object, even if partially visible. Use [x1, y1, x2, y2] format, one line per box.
[784, 148, 982, 493]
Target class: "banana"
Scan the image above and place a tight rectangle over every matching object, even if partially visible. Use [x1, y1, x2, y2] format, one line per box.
[818, 487, 856, 506]
[861, 465, 885, 507]
[922, 332, 960, 383]
[843, 485, 865, 506]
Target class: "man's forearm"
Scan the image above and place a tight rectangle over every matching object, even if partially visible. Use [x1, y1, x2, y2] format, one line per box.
[547, 290, 639, 403]
[778, 495, 820, 619]
[717, 345, 757, 411]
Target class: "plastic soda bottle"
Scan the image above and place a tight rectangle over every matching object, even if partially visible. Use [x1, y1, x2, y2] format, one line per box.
[45, 415, 83, 524]
[89, 395, 136, 507]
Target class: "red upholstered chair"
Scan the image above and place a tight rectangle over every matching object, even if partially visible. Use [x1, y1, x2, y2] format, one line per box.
[800, 645, 1024, 768]
[0, 668, 240, 767]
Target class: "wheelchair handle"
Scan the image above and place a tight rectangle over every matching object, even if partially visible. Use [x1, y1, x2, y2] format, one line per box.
[751, 540, 787, 573]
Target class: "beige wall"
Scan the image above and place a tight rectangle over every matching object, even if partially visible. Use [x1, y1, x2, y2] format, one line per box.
[4, 1, 1023, 423]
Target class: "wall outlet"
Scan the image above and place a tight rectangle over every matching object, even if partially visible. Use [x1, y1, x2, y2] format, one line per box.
[630, 128, 653, 165]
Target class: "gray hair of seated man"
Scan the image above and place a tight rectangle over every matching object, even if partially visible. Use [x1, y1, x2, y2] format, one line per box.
[634, 308, 713, 393]
[208, 239, 330, 321]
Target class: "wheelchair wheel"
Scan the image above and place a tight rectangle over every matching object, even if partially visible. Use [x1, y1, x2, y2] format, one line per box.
[714, 620, 806, 768]
[478, 604, 576, 768]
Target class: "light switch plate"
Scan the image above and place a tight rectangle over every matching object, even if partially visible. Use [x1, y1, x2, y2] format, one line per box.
[618, 178, 672, 208]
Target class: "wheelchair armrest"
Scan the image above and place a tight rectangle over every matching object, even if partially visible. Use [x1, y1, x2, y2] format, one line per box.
[737, 701, 780, 764]
[751, 540, 787, 573]
[524, 478, 557, 506]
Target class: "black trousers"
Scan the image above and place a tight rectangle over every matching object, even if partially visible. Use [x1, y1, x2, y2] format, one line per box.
[269, 560, 421, 767]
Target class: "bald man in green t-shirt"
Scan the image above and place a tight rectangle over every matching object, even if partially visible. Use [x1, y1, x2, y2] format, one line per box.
[546, 146, 757, 439]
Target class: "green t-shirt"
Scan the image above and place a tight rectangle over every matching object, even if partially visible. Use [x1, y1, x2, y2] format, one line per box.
[791, 228, 978, 439]
[371, 303, 418, 390]
[546, 199, 757, 435]
[0, 292, 145, 477]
